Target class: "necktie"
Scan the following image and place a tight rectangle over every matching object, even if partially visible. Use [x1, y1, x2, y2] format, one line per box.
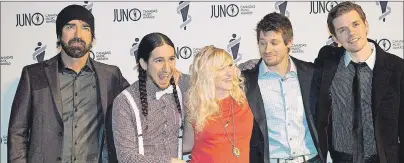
[351, 61, 366, 163]
[156, 85, 173, 100]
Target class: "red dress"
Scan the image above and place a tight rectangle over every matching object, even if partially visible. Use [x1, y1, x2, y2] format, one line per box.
[190, 96, 253, 163]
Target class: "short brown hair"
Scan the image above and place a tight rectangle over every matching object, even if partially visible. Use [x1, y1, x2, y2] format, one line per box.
[256, 12, 293, 45]
[327, 1, 367, 36]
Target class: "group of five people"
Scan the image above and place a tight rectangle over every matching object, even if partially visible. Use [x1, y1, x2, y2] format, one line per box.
[7, 1, 404, 163]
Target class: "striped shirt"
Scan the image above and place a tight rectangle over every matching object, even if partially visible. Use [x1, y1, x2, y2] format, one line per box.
[330, 42, 377, 158]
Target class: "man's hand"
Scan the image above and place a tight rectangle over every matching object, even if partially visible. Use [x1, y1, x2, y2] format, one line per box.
[173, 68, 182, 85]
[237, 59, 259, 71]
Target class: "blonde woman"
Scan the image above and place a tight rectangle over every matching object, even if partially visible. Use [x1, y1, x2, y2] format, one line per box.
[185, 45, 253, 163]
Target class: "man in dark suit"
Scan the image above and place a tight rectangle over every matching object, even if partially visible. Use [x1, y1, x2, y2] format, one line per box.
[315, 2, 404, 163]
[242, 12, 324, 163]
[7, 5, 129, 163]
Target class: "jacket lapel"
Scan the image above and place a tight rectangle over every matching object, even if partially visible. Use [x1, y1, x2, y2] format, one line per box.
[371, 40, 389, 118]
[244, 59, 270, 161]
[318, 48, 343, 118]
[245, 60, 268, 138]
[316, 47, 344, 159]
[370, 39, 390, 162]
[293, 57, 327, 162]
[292, 57, 313, 118]
[319, 59, 340, 104]
[44, 54, 64, 126]
[91, 60, 108, 116]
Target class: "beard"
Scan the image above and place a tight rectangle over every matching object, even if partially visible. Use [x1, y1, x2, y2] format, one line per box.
[61, 37, 91, 58]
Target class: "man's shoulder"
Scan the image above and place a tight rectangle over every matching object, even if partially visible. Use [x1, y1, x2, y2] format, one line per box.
[90, 60, 127, 81]
[383, 51, 404, 70]
[91, 60, 120, 72]
[21, 60, 48, 75]
[314, 45, 344, 67]
[241, 67, 258, 78]
[241, 60, 261, 75]
[291, 56, 314, 68]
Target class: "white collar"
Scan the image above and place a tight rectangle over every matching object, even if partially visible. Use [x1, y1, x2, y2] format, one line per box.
[344, 42, 376, 70]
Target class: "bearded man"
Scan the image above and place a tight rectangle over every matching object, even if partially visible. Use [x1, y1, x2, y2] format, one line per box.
[7, 4, 129, 163]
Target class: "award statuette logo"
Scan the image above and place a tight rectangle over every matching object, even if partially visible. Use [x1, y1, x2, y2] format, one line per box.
[275, 1, 289, 17]
[177, 1, 192, 30]
[33, 42, 46, 62]
[377, 1, 391, 22]
[227, 34, 242, 63]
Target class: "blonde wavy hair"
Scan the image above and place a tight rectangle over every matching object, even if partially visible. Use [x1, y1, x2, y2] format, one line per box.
[187, 45, 247, 133]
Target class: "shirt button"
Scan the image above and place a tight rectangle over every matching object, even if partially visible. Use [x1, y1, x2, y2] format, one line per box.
[74, 125, 78, 128]
[74, 108, 78, 112]
[74, 141, 77, 145]
[75, 92, 78, 96]
[56, 157, 61, 161]
[289, 138, 292, 141]
[73, 157, 76, 161]
[58, 132, 63, 136]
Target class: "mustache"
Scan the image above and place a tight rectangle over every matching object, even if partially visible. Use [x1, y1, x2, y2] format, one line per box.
[68, 37, 86, 46]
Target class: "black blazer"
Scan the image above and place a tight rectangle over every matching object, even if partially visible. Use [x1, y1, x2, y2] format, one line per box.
[242, 57, 325, 163]
[314, 39, 404, 163]
[7, 54, 129, 163]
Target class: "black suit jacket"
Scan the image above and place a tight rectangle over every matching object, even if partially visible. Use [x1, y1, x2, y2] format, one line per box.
[314, 39, 404, 163]
[7, 54, 129, 163]
[242, 57, 325, 163]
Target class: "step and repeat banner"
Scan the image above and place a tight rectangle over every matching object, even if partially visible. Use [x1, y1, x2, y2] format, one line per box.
[1, 1, 403, 162]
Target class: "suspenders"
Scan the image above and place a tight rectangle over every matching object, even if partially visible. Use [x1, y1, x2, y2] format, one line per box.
[122, 86, 184, 158]
[122, 90, 145, 155]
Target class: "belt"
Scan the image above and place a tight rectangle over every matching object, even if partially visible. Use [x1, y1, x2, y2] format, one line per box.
[270, 154, 318, 163]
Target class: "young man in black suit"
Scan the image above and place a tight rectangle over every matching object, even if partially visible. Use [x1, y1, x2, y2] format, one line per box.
[315, 1, 404, 163]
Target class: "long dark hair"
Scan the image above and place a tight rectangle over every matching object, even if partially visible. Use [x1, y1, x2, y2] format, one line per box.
[136, 32, 181, 119]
